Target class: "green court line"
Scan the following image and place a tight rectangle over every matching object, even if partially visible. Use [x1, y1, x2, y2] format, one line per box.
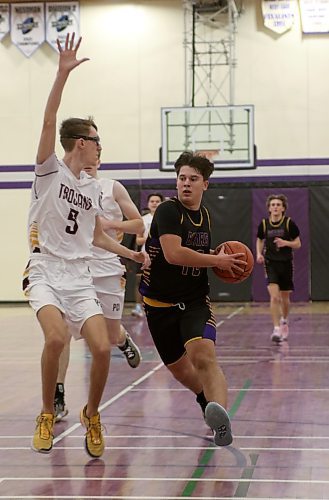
[234, 453, 259, 497]
[181, 379, 252, 497]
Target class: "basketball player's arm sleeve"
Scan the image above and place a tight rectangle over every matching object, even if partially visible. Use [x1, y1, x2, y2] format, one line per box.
[256, 222, 264, 239]
[289, 220, 300, 239]
[156, 202, 182, 238]
[35, 153, 59, 176]
[34, 153, 59, 197]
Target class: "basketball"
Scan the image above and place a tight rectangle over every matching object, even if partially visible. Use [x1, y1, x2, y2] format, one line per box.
[213, 240, 254, 284]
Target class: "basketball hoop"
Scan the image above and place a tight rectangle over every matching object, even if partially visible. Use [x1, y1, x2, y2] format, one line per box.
[195, 149, 220, 162]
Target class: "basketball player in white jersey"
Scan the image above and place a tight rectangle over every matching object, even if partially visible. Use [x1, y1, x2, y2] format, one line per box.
[131, 193, 164, 317]
[54, 160, 145, 421]
[23, 33, 149, 458]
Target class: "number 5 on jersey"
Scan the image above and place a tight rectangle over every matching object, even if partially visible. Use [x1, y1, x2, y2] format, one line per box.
[66, 208, 79, 235]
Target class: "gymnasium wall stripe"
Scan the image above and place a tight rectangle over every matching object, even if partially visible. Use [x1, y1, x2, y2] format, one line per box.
[1, 158, 329, 188]
[1, 157, 329, 172]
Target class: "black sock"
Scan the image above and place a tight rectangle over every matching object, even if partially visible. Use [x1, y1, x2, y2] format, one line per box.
[118, 339, 128, 351]
[55, 383, 64, 396]
[196, 390, 208, 415]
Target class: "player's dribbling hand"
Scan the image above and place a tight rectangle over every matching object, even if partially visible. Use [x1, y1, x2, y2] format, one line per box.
[214, 245, 245, 275]
[211, 242, 225, 255]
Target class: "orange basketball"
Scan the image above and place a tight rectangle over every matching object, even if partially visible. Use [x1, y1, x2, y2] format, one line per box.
[213, 240, 254, 284]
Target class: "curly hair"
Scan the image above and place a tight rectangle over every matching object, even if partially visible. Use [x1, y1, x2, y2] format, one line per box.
[174, 151, 214, 180]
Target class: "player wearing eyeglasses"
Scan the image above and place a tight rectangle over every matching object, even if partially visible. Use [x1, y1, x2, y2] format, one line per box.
[23, 33, 149, 458]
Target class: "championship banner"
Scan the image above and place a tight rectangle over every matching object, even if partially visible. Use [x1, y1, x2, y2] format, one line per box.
[262, 0, 296, 34]
[46, 2, 80, 52]
[10, 3, 45, 57]
[299, 0, 329, 33]
[0, 4, 10, 41]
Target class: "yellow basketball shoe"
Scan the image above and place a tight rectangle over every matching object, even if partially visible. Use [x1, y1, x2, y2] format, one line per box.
[31, 413, 54, 453]
[80, 405, 105, 458]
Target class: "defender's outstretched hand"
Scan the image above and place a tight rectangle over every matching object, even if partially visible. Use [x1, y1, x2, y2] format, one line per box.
[57, 33, 89, 73]
[132, 251, 151, 270]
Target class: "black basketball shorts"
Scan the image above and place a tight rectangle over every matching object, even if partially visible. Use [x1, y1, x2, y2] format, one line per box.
[144, 296, 216, 366]
[265, 259, 294, 291]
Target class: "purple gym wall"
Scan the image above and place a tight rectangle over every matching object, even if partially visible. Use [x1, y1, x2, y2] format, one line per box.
[252, 188, 309, 302]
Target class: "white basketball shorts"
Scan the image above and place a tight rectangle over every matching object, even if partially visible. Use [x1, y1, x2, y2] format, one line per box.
[89, 258, 126, 320]
[24, 255, 103, 339]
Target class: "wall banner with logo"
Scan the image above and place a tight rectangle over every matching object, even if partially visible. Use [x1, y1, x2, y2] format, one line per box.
[0, 4, 10, 41]
[10, 3, 45, 57]
[46, 2, 80, 52]
[262, 0, 296, 34]
[299, 0, 329, 33]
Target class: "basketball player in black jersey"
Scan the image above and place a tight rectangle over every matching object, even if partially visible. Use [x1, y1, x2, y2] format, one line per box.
[256, 194, 301, 343]
[139, 151, 245, 447]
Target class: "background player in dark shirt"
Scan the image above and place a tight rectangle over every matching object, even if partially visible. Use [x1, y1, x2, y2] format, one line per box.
[256, 194, 301, 343]
[139, 151, 245, 447]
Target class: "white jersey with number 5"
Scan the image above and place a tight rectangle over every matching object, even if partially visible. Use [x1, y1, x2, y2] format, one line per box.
[28, 153, 102, 260]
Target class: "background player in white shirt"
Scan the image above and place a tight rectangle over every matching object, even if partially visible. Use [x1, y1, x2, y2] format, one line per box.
[131, 193, 164, 317]
[24, 33, 149, 458]
[54, 160, 145, 421]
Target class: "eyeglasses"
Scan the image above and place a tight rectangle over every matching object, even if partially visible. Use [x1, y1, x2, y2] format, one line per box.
[61, 135, 101, 146]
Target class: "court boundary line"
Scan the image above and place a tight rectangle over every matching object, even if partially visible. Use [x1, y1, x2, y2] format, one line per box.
[4, 434, 329, 440]
[53, 362, 164, 445]
[1, 496, 326, 500]
[2, 446, 329, 452]
[2, 477, 329, 484]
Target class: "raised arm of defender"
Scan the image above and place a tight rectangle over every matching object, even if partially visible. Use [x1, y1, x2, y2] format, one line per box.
[37, 33, 89, 165]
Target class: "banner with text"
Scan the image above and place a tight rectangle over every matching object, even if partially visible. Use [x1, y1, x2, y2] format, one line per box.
[262, 0, 296, 34]
[46, 2, 80, 51]
[10, 3, 45, 57]
[0, 4, 9, 41]
[299, 0, 329, 33]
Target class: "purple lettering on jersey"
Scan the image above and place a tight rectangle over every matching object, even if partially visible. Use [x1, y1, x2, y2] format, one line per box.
[267, 228, 285, 238]
[186, 231, 209, 247]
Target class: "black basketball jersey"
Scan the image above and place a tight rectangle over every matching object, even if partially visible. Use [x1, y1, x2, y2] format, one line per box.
[257, 216, 300, 261]
[139, 197, 211, 303]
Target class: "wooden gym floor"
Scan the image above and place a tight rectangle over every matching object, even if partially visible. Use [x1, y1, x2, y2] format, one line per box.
[0, 301, 329, 500]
